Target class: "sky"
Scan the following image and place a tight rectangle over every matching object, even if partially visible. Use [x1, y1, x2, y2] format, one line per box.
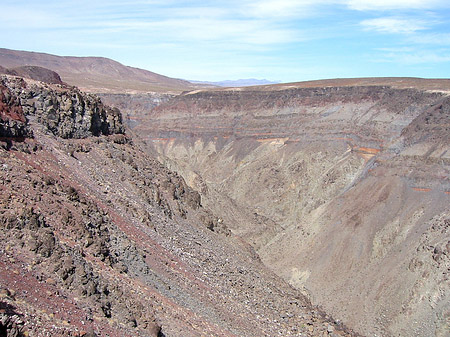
[1, 0, 450, 82]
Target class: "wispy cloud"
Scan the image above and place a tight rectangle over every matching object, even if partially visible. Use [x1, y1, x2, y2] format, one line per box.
[375, 50, 450, 64]
[361, 17, 431, 34]
[345, 0, 449, 11]
[109, 18, 302, 45]
[0, 5, 62, 29]
[407, 32, 450, 45]
[242, 0, 333, 18]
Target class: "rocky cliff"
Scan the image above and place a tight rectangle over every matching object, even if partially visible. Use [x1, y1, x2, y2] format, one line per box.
[0, 80, 31, 139]
[1, 76, 124, 140]
[131, 81, 450, 337]
[0, 75, 356, 336]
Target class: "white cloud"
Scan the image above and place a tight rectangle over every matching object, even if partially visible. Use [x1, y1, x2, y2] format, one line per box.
[0, 5, 61, 29]
[345, 0, 448, 11]
[377, 47, 414, 52]
[400, 52, 450, 64]
[94, 17, 302, 45]
[408, 33, 450, 45]
[361, 17, 430, 34]
[377, 51, 450, 64]
[243, 0, 323, 18]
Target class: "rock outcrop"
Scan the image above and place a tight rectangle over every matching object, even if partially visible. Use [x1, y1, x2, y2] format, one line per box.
[0, 81, 31, 139]
[1, 75, 124, 139]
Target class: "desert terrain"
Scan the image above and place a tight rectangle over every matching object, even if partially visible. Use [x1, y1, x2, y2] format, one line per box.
[1, 48, 449, 337]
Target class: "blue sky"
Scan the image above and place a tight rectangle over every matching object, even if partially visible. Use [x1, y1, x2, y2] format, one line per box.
[1, 0, 450, 82]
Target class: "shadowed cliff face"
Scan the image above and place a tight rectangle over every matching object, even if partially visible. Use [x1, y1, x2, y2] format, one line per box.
[131, 84, 450, 337]
[0, 75, 358, 337]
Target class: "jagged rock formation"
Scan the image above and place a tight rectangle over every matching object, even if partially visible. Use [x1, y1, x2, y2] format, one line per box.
[1, 76, 123, 139]
[0, 74, 356, 336]
[131, 81, 450, 337]
[0, 80, 32, 139]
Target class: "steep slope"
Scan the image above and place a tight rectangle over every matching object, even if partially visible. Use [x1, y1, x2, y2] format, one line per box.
[0, 48, 204, 93]
[131, 81, 450, 337]
[0, 74, 356, 337]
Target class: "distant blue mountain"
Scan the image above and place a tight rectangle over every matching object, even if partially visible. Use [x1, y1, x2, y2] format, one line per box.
[189, 78, 279, 87]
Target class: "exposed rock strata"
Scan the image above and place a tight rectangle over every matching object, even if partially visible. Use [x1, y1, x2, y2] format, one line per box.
[131, 83, 450, 337]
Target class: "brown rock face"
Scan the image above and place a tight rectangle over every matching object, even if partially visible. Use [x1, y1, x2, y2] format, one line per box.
[129, 82, 450, 337]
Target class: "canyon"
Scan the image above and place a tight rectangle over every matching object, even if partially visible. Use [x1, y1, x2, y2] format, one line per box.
[0, 48, 449, 337]
[0, 73, 356, 337]
[130, 81, 450, 337]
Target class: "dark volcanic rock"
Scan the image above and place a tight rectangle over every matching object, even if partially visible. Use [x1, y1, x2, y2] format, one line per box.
[1, 75, 124, 139]
[0, 81, 32, 139]
[402, 95, 450, 145]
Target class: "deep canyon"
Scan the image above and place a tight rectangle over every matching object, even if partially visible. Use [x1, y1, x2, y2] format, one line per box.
[0, 49, 449, 337]
[128, 81, 450, 337]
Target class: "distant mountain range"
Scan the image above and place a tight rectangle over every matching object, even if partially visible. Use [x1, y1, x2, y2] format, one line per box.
[190, 79, 279, 87]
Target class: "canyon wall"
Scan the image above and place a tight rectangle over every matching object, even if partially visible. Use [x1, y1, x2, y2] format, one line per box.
[132, 84, 450, 337]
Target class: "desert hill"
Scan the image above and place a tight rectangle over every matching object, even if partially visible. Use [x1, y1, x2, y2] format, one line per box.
[0, 48, 207, 93]
[0, 65, 65, 85]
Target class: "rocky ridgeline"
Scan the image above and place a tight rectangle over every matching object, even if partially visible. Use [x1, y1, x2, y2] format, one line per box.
[0, 75, 124, 141]
[151, 85, 443, 116]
